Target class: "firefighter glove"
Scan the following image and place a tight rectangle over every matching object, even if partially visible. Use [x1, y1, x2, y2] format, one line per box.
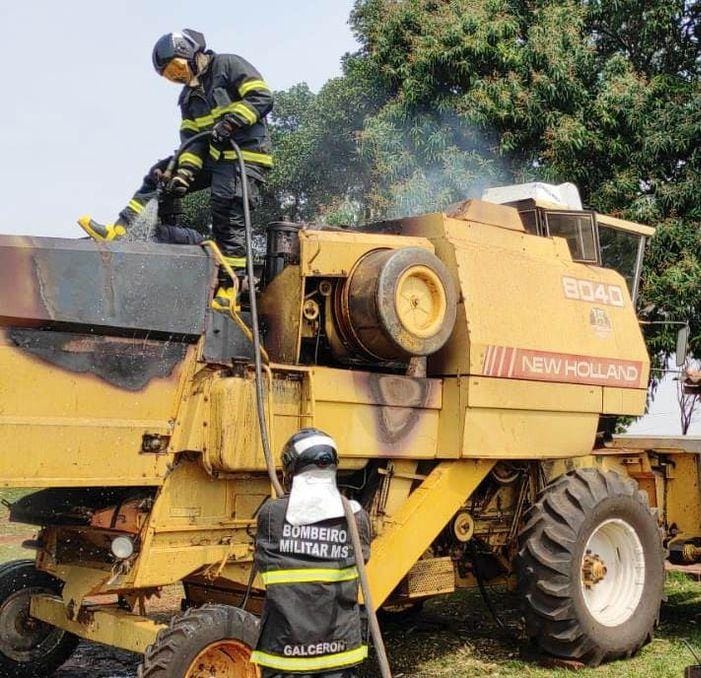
[212, 116, 237, 144]
[149, 156, 173, 184]
[166, 168, 195, 197]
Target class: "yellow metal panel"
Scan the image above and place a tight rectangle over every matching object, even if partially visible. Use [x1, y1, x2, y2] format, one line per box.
[31, 595, 164, 654]
[596, 213, 656, 237]
[388, 207, 650, 411]
[608, 435, 701, 454]
[602, 387, 647, 415]
[312, 368, 442, 408]
[311, 368, 441, 458]
[453, 220, 647, 375]
[0, 343, 190, 419]
[170, 373, 210, 454]
[259, 265, 304, 363]
[315, 403, 439, 458]
[438, 377, 601, 459]
[366, 460, 493, 607]
[0, 425, 170, 487]
[298, 230, 434, 277]
[462, 408, 599, 458]
[0, 343, 198, 486]
[130, 462, 269, 589]
[205, 368, 443, 470]
[444, 199, 525, 231]
[436, 377, 465, 458]
[467, 377, 602, 413]
[663, 453, 701, 537]
[206, 372, 306, 472]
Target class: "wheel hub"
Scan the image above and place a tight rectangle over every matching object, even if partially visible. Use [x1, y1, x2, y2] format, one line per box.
[580, 518, 645, 627]
[581, 551, 608, 588]
[186, 639, 260, 677]
[0, 588, 59, 660]
[395, 265, 447, 338]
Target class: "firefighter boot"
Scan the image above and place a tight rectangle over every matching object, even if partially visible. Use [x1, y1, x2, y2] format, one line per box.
[211, 256, 246, 313]
[212, 286, 237, 312]
[77, 215, 128, 242]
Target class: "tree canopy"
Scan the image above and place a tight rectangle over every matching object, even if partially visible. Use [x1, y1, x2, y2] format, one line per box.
[258, 0, 701, 361]
[181, 1, 700, 360]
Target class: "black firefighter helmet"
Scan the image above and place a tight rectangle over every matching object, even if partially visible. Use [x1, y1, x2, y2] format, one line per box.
[281, 428, 339, 485]
[152, 29, 206, 83]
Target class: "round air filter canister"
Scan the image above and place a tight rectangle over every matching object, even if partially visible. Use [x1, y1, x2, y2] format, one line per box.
[334, 247, 457, 361]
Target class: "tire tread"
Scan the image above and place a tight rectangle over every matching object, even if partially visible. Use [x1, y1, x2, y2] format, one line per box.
[517, 468, 664, 666]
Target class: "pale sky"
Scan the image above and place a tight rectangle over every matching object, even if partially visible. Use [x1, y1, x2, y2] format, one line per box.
[0, 0, 358, 238]
[628, 367, 701, 436]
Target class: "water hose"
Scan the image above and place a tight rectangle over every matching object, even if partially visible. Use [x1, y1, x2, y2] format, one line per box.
[172, 135, 389, 674]
[169, 132, 283, 498]
[341, 497, 392, 678]
[161, 131, 213, 185]
[228, 139, 285, 499]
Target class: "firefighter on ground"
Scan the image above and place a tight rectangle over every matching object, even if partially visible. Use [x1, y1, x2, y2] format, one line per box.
[78, 28, 273, 310]
[252, 428, 371, 677]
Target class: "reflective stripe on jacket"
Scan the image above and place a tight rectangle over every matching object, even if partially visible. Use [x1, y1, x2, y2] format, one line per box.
[252, 496, 371, 673]
[177, 52, 273, 171]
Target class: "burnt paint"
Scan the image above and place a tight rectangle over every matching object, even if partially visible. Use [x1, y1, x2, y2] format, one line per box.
[366, 373, 431, 444]
[10, 487, 155, 526]
[203, 309, 255, 364]
[0, 236, 214, 338]
[9, 327, 187, 391]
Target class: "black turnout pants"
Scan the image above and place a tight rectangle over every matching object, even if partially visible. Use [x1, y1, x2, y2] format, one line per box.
[127, 158, 264, 258]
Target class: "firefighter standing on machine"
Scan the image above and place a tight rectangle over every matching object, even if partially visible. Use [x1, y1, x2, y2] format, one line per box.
[78, 28, 274, 310]
[252, 429, 372, 678]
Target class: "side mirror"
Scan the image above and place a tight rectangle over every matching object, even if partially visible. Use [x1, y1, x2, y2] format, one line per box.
[676, 325, 690, 367]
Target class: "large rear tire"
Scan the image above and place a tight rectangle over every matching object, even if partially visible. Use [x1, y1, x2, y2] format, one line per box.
[517, 468, 664, 666]
[138, 604, 260, 677]
[0, 559, 79, 677]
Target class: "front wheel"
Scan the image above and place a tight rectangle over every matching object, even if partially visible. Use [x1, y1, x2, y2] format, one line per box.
[0, 559, 79, 677]
[517, 468, 664, 666]
[138, 604, 260, 677]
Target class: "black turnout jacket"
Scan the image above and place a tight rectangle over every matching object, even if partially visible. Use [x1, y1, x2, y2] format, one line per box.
[177, 52, 273, 174]
[252, 496, 371, 674]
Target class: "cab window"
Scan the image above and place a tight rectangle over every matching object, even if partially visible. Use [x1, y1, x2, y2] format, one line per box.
[543, 211, 598, 263]
[598, 226, 643, 297]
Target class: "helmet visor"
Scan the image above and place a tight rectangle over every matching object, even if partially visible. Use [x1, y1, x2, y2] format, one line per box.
[162, 58, 193, 84]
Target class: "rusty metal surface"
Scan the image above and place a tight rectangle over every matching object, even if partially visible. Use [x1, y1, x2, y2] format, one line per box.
[0, 236, 214, 338]
[8, 328, 187, 390]
[10, 487, 151, 526]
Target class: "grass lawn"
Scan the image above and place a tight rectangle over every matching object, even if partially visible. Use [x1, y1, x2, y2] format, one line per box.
[362, 574, 701, 676]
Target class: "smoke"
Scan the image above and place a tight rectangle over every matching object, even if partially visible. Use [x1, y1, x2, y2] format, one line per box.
[358, 108, 518, 222]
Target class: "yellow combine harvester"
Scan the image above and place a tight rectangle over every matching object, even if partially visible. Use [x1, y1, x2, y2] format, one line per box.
[0, 188, 694, 675]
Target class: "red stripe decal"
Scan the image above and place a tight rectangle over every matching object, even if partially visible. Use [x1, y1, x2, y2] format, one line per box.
[481, 346, 644, 388]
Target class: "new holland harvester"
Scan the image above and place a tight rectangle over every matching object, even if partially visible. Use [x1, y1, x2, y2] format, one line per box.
[0, 183, 696, 676]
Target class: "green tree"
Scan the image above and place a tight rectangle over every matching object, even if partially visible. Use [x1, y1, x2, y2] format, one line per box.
[278, 0, 701, 360]
[186, 0, 701, 366]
